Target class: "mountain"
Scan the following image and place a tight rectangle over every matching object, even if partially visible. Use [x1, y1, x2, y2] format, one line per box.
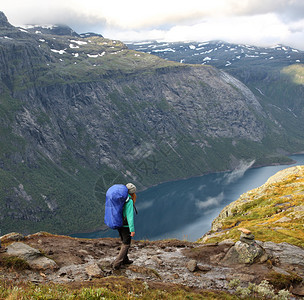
[126, 40, 303, 69]
[127, 40, 304, 145]
[19, 24, 80, 37]
[0, 11, 303, 235]
[19, 24, 103, 38]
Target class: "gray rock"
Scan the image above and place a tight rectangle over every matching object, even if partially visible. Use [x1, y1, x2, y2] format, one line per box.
[6, 242, 58, 270]
[197, 264, 212, 272]
[240, 232, 255, 241]
[7, 242, 40, 260]
[260, 241, 304, 268]
[29, 256, 58, 270]
[218, 240, 235, 247]
[222, 241, 267, 265]
[272, 266, 292, 276]
[151, 255, 162, 265]
[240, 237, 255, 245]
[85, 263, 103, 278]
[57, 264, 88, 281]
[187, 259, 198, 272]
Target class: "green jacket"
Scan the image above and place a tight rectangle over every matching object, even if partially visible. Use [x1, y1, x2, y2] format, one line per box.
[123, 195, 135, 232]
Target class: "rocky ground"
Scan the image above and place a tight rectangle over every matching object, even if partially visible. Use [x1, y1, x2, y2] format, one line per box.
[0, 230, 304, 298]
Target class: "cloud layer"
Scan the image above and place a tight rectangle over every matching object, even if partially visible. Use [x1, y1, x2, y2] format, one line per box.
[3, 0, 304, 49]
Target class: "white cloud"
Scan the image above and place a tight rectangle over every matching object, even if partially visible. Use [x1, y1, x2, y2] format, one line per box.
[195, 192, 224, 209]
[2, 0, 304, 49]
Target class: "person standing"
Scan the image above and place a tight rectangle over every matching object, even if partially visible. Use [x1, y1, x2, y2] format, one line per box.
[113, 183, 137, 270]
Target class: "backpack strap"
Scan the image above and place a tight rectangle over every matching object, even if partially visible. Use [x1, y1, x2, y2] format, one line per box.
[133, 203, 138, 215]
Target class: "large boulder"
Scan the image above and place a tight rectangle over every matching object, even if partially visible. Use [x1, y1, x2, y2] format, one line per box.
[6, 242, 58, 270]
[221, 229, 268, 265]
[222, 240, 266, 265]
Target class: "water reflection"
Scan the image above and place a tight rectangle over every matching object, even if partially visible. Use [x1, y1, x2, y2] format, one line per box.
[72, 155, 304, 241]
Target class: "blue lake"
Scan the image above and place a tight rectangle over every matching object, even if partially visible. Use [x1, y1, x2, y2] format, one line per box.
[72, 154, 304, 242]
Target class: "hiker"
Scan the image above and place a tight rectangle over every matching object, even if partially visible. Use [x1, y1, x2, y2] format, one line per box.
[112, 182, 137, 270]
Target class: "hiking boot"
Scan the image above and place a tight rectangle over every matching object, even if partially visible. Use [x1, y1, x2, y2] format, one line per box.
[122, 258, 133, 265]
[112, 262, 122, 270]
[113, 244, 130, 270]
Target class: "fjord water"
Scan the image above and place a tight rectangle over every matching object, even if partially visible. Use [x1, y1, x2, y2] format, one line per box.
[74, 154, 304, 241]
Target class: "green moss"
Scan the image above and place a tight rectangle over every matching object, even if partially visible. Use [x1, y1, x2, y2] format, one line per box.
[0, 277, 238, 300]
[0, 256, 30, 270]
[266, 271, 302, 290]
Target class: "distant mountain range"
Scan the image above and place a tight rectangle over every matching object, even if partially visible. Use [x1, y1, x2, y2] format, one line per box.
[1, 10, 304, 235]
[126, 40, 303, 70]
[127, 40, 304, 153]
[19, 24, 103, 38]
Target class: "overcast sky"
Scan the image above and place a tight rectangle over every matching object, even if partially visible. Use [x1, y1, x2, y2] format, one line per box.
[2, 0, 304, 49]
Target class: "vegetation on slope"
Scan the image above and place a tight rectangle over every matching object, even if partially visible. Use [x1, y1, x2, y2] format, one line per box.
[0, 277, 238, 300]
[200, 166, 304, 248]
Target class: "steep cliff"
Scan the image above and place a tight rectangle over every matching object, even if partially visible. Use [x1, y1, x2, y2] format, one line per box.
[0, 12, 299, 235]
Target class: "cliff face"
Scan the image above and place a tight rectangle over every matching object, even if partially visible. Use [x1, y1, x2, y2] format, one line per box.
[201, 165, 304, 247]
[0, 12, 298, 234]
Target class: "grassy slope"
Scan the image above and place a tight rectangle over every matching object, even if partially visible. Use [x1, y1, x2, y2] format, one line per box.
[199, 166, 304, 247]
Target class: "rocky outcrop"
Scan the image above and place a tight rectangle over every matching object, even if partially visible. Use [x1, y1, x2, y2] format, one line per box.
[0, 11, 14, 28]
[0, 232, 303, 297]
[221, 228, 268, 265]
[21, 24, 80, 37]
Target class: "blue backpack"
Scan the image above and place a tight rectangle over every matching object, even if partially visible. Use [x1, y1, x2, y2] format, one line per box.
[104, 184, 129, 229]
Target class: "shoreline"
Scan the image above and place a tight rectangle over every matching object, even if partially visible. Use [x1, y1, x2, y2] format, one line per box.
[68, 153, 303, 238]
[134, 153, 298, 194]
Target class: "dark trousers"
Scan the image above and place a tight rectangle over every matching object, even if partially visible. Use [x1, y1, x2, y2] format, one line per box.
[113, 227, 132, 269]
[118, 226, 131, 245]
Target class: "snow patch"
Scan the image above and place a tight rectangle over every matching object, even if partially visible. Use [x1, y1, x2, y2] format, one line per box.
[87, 52, 106, 58]
[69, 44, 79, 49]
[51, 49, 66, 54]
[133, 41, 154, 45]
[152, 48, 175, 52]
[87, 54, 98, 58]
[70, 40, 87, 45]
[198, 42, 209, 46]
